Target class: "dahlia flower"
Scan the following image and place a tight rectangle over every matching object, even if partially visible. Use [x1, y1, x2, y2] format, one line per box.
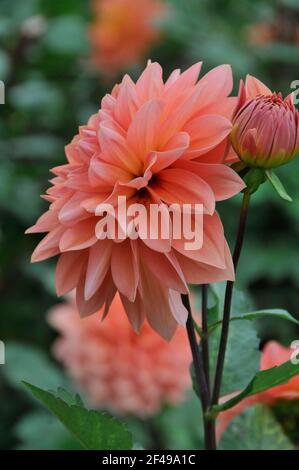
[48, 293, 192, 416]
[90, 0, 165, 75]
[27, 61, 244, 339]
[231, 75, 299, 168]
[217, 341, 299, 440]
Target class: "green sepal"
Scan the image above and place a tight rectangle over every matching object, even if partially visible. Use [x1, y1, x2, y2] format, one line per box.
[266, 170, 293, 202]
[243, 168, 266, 195]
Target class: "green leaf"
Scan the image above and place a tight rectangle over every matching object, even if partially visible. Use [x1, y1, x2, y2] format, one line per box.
[155, 391, 205, 450]
[55, 388, 84, 407]
[212, 360, 299, 414]
[22, 382, 133, 450]
[209, 308, 299, 333]
[209, 318, 260, 396]
[243, 168, 266, 195]
[208, 284, 260, 395]
[211, 283, 254, 319]
[219, 405, 294, 450]
[266, 170, 293, 202]
[191, 284, 260, 397]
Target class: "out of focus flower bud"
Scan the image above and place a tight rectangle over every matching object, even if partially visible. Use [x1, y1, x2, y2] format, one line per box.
[231, 92, 299, 169]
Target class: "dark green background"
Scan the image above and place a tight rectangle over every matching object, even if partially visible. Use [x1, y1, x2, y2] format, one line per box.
[1, 0, 299, 450]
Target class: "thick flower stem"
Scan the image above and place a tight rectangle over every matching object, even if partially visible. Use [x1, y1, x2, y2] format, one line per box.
[201, 284, 210, 395]
[211, 189, 251, 407]
[182, 294, 216, 450]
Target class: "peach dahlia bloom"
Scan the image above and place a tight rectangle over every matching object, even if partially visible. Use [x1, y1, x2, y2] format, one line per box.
[217, 341, 299, 440]
[231, 75, 299, 168]
[48, 293, 192, 416]
[27, 61, 244, 339]
[90, 0, 165, 75]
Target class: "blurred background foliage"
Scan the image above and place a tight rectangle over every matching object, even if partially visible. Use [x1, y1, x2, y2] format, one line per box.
[1, 0, 299, 450]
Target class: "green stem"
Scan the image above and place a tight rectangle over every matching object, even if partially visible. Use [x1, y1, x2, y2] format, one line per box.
[182, 294, 216, 450]
[201, 284, 210, 394]
[211, 190, 251, 407]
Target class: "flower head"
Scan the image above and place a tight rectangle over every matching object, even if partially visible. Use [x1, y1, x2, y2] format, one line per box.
[27, 61, 244, 339]
[48, 293, 192, 417]
[217, 341, 299, 440]
[90, 0, 165, 75]
[231, 75, 299, 169]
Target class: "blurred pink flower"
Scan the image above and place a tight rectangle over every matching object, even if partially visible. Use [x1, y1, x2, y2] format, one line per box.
[48, 293, 192, 417]
[217, 341, 299, 441]
[26, 61, 244, 340]
[231, 75, 299, 168]
[89, 0, 165, 75]
[247, 22, 274, 47]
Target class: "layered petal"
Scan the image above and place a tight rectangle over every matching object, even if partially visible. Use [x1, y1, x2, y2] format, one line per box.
[150, 168, 215, 215]
[27, 60, 243, 339]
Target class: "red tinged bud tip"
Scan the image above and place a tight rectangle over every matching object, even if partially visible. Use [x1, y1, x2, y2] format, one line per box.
[231, 92, 299, 169]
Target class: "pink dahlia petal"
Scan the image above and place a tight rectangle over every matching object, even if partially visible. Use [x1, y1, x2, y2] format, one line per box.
[139, 262, 178, 340]
[159, 83, 205, 146]
[136, 61, 164, 102]
[59, 193, 92, 226]
[120, 291, 145, 332]
[174, 160, 245, 201]
[171, 62, 202, 88]
[55, 251, 87, 296]
[113, 75, 140, 130]
[149, 132, 190, 173]
[183, 114, 232, 159]
[135, 200, 172, 254]
[169, 289, 189, 325]
[25, 210, 59, 234]
[162, 62, 202, 102]
[172, 212, 227, 269]
[151, 168, 215, 215]
[88, 158, 132, 188]
[77, 270, 116, 317]
[111, 239, 139, 302]
[84, 240, 113, 301]
[99, 122, 140, 174]
[245, 74, 272, 98]
[175, 240, 234, 284]
[59, 218, 98, 251]
[196, 64, 233, 111]
[31, 226, 65, 262]
[139, 242, 188, 294]
[127, 98, 163, 159]
[27, 61, 243, 339]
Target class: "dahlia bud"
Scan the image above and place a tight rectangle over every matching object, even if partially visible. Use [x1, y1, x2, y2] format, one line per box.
[231, 92, 299, 169]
